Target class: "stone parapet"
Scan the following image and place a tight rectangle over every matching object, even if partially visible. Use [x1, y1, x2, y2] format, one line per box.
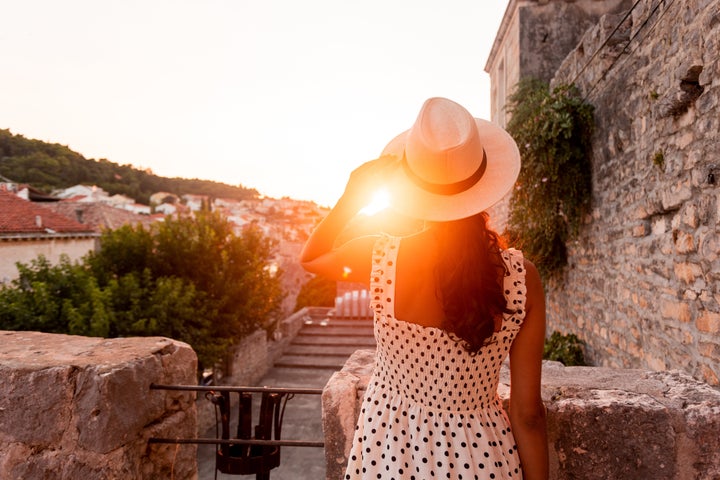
[0, 330, 197, 480]
[323, 350, 720, 480]
[321, 349, 375, 480]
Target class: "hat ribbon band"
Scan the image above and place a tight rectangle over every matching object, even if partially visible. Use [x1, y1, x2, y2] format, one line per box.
[402, 149, 487, 196]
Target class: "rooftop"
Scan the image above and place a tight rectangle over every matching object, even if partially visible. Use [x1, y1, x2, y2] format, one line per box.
[37, 200, 158, 231]
[0, 189, 97, 236]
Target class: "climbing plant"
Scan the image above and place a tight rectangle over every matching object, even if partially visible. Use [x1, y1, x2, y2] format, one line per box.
[505, 78, 594, 278]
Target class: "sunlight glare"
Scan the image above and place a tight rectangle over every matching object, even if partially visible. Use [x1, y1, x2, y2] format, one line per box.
[359, 189, 391, 216]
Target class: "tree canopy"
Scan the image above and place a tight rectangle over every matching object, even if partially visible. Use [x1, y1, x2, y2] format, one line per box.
[0, 211, 285, 369]
[294, 274, 336, 312]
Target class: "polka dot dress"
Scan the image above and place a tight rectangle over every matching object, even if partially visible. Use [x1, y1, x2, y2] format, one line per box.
[344, 234, 527, 480]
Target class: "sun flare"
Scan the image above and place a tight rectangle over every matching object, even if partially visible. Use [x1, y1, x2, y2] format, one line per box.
[359, 189, 391, 216]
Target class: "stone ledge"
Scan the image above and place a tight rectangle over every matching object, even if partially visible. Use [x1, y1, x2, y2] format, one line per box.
[0, 330, 198, 480]
[322, 350, 720, 480]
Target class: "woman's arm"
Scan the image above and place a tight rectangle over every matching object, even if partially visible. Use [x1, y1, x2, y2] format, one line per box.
[300, 157, 396, 283]
[509, 259, 549, 480]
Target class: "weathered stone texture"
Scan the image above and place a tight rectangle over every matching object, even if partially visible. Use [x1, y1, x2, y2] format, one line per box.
[322, 349, 374, 480]
[0, 330, 198, 480]
[547, 0, 720, 385]
[323, 352, 720, 480]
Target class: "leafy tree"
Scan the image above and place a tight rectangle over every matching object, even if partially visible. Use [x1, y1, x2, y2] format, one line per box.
[147, 211, 285, 344]
[87, 224, 155, 283]
[0, 212, 285, 369]
[102, 272, 219, 365]
[0, 255, 110, 337]
[294, 275, 336, 311]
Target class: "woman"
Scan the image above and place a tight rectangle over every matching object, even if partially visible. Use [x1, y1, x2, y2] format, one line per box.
[301, 97, 548, 479]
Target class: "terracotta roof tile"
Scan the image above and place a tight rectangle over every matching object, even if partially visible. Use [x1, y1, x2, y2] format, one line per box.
[0, 190, 97, 235]
[37, 201, 157, 231]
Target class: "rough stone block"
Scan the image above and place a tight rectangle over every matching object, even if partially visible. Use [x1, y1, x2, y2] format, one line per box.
[323, 353, 720, 480]
[321, 349, 374, 480]
[673, 230, 696, 253]
[661, 184, 692, 212]
[550, 390, 676, 479]
[696, 310, 720, 333]
[225, 329, 268, 385]
[673, 262, 703, 284]
[660, 299, 691, 323]
[0, 331, 198, 480]
[0, 365, 75, 447]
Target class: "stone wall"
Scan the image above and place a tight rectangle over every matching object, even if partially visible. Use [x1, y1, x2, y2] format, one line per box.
[222, 306, 325, 386]
[323, 350, 720, 480]
[0, 330, 198, 480]
[544, 0, 720, 385]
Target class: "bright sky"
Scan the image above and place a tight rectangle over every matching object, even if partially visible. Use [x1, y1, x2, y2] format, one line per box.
[1, 1, 507, 207]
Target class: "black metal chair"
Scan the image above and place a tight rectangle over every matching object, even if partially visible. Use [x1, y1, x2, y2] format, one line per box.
[148, 383, 323, 479]
[209, 390, 289, 480]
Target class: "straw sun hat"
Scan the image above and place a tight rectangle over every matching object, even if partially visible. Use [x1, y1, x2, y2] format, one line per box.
[381, 97, 520, 222]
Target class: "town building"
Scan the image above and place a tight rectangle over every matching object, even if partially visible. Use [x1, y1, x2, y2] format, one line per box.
[0, 189, 99, 283]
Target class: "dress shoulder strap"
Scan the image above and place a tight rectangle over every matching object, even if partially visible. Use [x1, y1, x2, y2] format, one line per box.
[369, 234, 400, 320]
[500, 248, 528, 331]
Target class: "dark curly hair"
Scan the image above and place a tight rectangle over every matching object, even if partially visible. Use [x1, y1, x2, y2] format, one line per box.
[433, 212, 514, 353]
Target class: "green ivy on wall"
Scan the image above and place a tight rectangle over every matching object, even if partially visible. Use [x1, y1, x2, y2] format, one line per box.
[504, 78, 594, 279]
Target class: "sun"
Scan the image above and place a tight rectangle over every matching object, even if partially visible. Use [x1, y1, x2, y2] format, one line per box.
[358, 189, 391, 216]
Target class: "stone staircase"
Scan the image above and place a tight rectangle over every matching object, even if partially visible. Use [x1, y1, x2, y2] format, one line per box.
[274, 313, 376, 370]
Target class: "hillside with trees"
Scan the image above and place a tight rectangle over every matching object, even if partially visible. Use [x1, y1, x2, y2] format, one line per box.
[0, 129, 258, 204]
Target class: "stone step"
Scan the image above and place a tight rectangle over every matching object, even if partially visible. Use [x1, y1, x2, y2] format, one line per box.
[298, 325, 374, 337]
[302, 319, 373, 328]
[292, 336, 376, 347]
[285, 344, 366, 356]
[304, 307, 334, 319]
[274, 354, 349, 370]
[328, 316, 374, 322]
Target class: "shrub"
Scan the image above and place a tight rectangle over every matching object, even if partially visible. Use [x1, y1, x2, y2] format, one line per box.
[543, 331, 587, 366]
[294, 274, 336, 311]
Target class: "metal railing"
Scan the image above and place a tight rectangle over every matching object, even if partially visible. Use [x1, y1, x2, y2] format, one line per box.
[149, 384, 324, 479]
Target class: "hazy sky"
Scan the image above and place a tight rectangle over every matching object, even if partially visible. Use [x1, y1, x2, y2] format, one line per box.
[2, 1, 507, 207]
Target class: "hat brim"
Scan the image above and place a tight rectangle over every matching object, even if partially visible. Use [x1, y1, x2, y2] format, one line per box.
[381, 118, 520, 222]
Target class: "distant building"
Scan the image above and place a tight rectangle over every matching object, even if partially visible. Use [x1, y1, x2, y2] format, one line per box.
[106, 193, 135, 208]
[484, 0, 631, 127]
[149, 192, 180, 206]
[0, 189, 99, 283]
[54, 184, 110, 201]
[1, 182, 57, 202]
[214, 198, 243, 210]
[123, 203, 152, 215]
[154, 203, 177, 215]
[182, 194, 210, 211]
[38, 201, 157, 231]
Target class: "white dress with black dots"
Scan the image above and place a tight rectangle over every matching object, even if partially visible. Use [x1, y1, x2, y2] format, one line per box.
[344, 234, 527, 480]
